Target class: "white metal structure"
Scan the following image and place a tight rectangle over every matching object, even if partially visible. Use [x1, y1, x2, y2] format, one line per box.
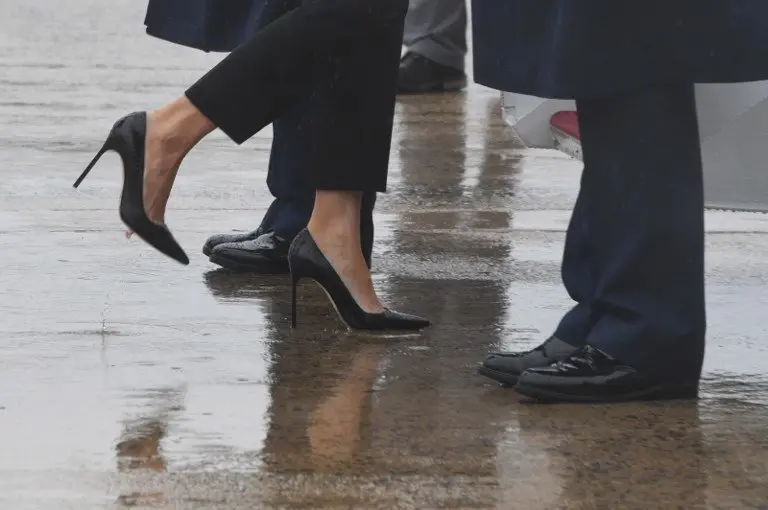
[501, 83, 768, 212]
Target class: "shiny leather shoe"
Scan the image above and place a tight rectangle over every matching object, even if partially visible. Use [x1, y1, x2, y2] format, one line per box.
[202, 227, 263, 257]
[478, 336, 579, 386]
[209, 231, 291, 274]
[514, 345, 699, 403]
[398, 52, 467, 94]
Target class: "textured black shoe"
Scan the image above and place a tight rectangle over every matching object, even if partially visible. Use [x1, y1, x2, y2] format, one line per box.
[209, 231, 291, 274]
[478, 336, 579, 386]
[202, 228, 263, 257]
[398, 52, 467, 94]
[514, 345, 699, 403]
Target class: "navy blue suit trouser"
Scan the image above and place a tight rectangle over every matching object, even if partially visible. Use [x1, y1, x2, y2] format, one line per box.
[554, 83, 706, 381]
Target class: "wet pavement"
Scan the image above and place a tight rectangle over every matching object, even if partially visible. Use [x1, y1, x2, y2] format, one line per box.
[3, 1, 768, 509]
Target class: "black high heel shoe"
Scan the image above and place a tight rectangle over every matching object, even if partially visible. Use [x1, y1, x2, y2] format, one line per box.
[289, 229, 430, 331]
[73, 112, 189, 265]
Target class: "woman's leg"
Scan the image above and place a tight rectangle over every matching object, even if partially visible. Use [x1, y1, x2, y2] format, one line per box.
[141, 97, 214, 225]
[301, 0, 405, 313]
[307, 191, 381, 311]
[140, 0, 407, 312]
[140, 0, 409, 226]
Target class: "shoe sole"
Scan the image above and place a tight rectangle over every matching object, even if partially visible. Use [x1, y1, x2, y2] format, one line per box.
[477, 365, 520, 387]
[208, 250, 373, 272]
[514, 382, 699, 404]
[209, 253, 289, 274]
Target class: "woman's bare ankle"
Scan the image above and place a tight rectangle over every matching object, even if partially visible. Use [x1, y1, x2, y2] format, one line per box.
[139, 99, 213, 227]
[142, 113, 186, 226]
[151, 97, 215, 147]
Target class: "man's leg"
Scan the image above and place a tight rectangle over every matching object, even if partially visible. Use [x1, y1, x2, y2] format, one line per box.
[581, 83, 706, 379]
[203, 0, 304, 266]
[515, 83, 706, 402]
[399, 0, 467, 93]
[208, 100, 313, 272]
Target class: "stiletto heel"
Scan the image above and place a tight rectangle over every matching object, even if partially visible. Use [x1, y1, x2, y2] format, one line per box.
[73, 112, 190, 265]
[74, 143, 111, 189]
[291, 271, 299, 328]
[287, 229, 430, 331]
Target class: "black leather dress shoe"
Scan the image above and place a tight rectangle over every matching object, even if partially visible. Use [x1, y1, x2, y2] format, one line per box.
[478, 336, 580, 386]
[514, 345, 699, 403]
[398, 52, 467, 94]
[202, 228, 263, 257]
[209, 231, 291, 273]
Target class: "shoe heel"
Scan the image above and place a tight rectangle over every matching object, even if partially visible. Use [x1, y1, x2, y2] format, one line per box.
[291, 272, 299, 328]
[73, 141, 113, 189]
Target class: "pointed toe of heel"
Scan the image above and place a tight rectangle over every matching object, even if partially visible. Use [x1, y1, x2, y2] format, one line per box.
[168, 242, 190, 265]
[140, 226, 189, 266]
[119, 211, 190, 266]
[160, 227, 190, 265]
[337, 308, 430, 332]
[380, 310, 430, 330]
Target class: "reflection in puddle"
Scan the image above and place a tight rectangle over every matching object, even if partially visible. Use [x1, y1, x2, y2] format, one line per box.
[116, 419, 167, 473]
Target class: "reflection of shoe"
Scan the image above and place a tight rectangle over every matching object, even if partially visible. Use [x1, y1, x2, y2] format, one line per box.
[289, 229, 430, 331]
[202, 268, 290, 305]
[73, 111, 189, 265]
[202, 269, 254, 298]
[478, 336, 579, 386]
[397, 52, 467, 94]
[202, 227, 262, 257]
[202, 269, 296, 331]
[515, 346, 699, 403]
[209, 231, 291, 274]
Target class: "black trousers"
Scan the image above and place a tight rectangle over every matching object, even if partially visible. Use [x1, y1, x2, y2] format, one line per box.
[186, 0, 408, 193]
[554, 83, 706, 381]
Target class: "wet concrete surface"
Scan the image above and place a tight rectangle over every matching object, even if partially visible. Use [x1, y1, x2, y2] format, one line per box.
[3, 1, 768, 509]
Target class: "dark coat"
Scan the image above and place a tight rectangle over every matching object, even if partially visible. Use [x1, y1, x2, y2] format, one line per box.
[144, 0, 268, 52]
[471, 0, 768, 99]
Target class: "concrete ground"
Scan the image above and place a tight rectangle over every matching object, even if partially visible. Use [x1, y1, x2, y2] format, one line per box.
[2, 1, 768, 509]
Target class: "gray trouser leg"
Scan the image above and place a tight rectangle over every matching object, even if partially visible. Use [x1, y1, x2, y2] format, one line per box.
[402, 0, 466, 71]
